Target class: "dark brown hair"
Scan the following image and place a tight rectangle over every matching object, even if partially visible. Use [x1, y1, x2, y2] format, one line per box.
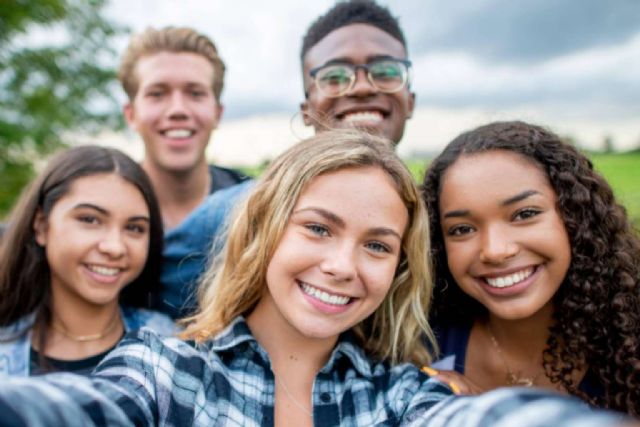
[0, 146, 163, 355]
[423, 121, 640, 415]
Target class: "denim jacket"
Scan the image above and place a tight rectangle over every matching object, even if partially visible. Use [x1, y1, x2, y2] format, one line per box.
[0, 306, 175, 377]
[159, 180, 253, 318]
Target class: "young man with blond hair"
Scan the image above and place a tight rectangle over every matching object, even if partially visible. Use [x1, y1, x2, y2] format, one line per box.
[118, 27, 246, 317]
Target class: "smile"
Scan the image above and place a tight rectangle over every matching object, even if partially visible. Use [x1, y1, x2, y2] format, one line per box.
[162, 128, 194, 138]
[341, 111, 384, 124]
[483, 267, 535, 288]
[86, 264, 121, 277]
[299, 281, 351, 306]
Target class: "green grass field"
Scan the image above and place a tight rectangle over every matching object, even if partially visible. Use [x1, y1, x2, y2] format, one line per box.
[404, 151, 640, 229]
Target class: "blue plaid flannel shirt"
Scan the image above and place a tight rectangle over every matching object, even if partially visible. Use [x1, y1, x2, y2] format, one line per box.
[0, 317, 626, 427]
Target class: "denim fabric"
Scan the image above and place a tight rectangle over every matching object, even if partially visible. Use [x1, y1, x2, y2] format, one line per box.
[159, 180, 253, 318]
[0, 307, 174, 377]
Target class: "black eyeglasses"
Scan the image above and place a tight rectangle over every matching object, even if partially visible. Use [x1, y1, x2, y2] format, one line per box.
[308, 58, 412, 98]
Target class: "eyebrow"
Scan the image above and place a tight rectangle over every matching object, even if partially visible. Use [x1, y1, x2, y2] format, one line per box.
[442, 190, 542, 219]
[501, 190, 540, 206]
[294, 207, 402, 240]
[72, 203, 150, 222]
[322, 55, 399, 67]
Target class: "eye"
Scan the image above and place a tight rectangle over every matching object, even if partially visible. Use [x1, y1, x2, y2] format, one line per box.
[77, 215, 99, 225]
[513, 208, 542, 221]
[304, 223, 330, 237]
[447, 224, 475, 236]
[146, 89, 165, 98]
[189, 89, 207, 98]
[365, 241, 391, 253]
[126, 223, 148, 235]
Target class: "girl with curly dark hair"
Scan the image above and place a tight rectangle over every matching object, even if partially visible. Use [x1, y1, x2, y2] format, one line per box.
[422, 121, 640, 416]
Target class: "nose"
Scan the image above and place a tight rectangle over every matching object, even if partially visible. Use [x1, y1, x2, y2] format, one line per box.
[479, 224, 518, 264]
[320, 241, 357, 282]
[346, 66, 377, 97]
[98, 228, 126, 258]
[166, 91, 188, 119]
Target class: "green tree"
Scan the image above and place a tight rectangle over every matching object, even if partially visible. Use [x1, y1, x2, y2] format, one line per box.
[0, 0, 127, 217]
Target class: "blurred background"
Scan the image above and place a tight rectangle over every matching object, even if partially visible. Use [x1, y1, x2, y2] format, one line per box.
[1, 0, 639, 223]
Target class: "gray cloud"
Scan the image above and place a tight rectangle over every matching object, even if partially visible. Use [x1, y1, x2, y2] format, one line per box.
[397, 0, 640, 63]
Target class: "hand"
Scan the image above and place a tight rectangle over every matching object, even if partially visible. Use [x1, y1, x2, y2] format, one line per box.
[421, 366, 484, 395]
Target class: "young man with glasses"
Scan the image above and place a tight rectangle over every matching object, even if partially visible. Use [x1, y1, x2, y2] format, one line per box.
[162, 0, 414, 318]
[300, 0, 415, 145]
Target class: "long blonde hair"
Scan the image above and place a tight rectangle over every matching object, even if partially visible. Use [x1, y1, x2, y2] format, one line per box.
[182, 129, 436, 365]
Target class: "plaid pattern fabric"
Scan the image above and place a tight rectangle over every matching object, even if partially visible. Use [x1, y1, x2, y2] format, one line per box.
[0, 317, 625, 427]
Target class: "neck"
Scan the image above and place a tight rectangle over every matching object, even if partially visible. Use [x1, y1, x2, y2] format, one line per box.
[142, 159, 210, 229]
[49, 292, 121, 338]
[486, 302, 554, 359]
[37, 289, 123, 359]
[246, 295, 335, 374]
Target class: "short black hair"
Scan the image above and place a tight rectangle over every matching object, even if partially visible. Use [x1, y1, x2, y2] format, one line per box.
[301, 0, 406, 61]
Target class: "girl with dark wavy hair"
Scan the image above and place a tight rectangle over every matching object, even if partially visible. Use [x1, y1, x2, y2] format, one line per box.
[0, 146, 174, 376]
[422, 121, 640, 416]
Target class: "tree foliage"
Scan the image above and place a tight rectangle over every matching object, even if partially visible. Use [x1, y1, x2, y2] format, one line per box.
[0, 0, 127, 217]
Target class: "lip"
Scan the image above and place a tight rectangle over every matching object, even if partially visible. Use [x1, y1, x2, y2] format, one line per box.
[83, 264, 124, 285]
[475, 265, 541, 297]
[297, 280, 355, 315]
[335, 104, 390, 120]
[159, 128, 197, 148]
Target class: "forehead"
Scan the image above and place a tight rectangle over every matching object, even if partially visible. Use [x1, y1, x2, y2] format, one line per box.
[440, 150, 553, 206]
[55, 174, 148, 213]
[133, 51, 214, 88]
[294, 166, 408, 228]
[304, 23, 407, 70]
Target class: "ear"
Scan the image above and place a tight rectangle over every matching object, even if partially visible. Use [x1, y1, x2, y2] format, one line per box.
[300, 100, 313, 126]
[123, 102, 137, 129]
[213, 102, 224, 129]
[33, 210, 48, 247]
[407, 91, 416, 119]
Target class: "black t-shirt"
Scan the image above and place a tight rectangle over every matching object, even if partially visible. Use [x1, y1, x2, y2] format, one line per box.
[30, 344, 118, 376]
[208, 164, 249, 194]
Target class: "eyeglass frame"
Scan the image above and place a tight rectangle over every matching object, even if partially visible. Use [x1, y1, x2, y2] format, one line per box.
[305, 58, 413, 98]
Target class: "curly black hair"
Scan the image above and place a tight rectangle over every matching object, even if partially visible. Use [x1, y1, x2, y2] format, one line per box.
[300, 0, 406, 61]
[422, 121, 640, 416]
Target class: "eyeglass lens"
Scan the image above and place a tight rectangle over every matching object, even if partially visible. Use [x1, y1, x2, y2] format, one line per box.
[315, 60, 408, 97]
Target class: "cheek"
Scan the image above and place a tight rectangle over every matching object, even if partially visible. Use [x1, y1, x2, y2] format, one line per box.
[362, 258, 398, 298]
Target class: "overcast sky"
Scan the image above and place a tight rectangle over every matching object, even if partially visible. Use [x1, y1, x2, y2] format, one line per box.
[101, 0, 640, 161]
[106, 0, 640, 117]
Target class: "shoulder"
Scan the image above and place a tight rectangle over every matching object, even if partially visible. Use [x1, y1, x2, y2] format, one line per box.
[0, 313, 35, 341]
[121, 307, 176, 336]
[366, 360, 453, 424]
[98, 328, 208, 378]
[208, 164, 250, 193]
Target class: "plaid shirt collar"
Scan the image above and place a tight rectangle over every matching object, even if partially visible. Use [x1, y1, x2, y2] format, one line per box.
[207, 316, 374, 378]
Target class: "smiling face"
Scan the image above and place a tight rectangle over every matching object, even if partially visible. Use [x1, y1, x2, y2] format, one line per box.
[301, 24, 415, 144]
[438, 150, 571, 320]
[253, 166, 408, 346]
[123, 51, 222, 174]
[34, 173, 150, 309]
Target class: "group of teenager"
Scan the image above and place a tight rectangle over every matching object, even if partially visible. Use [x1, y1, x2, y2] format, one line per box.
[0, 1, 638, 426]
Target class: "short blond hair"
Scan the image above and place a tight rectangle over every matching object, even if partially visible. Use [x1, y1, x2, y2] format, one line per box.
[182, 129, 436, 366]
[118, 26, 225, 101]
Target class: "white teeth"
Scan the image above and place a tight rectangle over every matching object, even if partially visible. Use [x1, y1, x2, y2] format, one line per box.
[87, 265, 120, 276]
[163, 129, 193, 138]
[342, 111, 383, 124]
[485, 267, 534, 288]
[300, 282, 350, 306]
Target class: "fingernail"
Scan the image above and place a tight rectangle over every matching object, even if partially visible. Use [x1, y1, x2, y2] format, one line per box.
[421, 366, 439, 376]
[448, 381, 461, 395]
